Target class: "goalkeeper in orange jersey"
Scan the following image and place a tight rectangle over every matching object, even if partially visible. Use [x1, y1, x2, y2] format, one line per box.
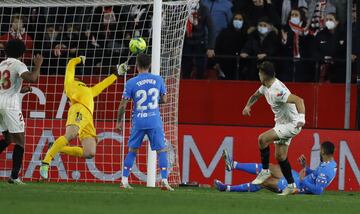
[40, 56, 127, 179]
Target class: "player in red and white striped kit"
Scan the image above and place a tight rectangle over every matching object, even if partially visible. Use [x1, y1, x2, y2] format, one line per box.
[0, 39, 43, 184]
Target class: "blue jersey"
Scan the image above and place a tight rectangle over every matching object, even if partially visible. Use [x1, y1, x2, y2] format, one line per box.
[123, 72, 166, 130]
[299, 160, 337, 195]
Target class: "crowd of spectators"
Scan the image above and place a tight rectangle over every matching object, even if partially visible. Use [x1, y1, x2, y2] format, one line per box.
[0, 5, 151, 75]
[184, 0, 359, 82]
[0, 0, 359, 83]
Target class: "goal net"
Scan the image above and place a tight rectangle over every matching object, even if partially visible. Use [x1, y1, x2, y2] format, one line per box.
[0, 0, 192, 186]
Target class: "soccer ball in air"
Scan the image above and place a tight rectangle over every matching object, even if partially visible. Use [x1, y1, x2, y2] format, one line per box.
[129, 37, 147, 54]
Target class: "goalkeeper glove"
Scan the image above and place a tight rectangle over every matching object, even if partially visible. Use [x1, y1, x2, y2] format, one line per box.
[116, 63, 128, 76]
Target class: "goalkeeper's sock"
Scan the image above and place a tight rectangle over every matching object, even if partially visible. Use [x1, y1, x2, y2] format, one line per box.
[60, 146, 84, 157]
[123, 151, 137, 177]
[42, 136, 68, 165]
[11, 145, 24, 179]
[234, 163, 263, 175]
[260, 146, 270, 169]
[158, 151, 168, 179]
[278, 158, 295, 184]
[229, 182, 262, 192]
[0, 139, 11, 153]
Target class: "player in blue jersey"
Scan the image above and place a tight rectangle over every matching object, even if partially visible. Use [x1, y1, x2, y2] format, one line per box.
[214, 141, 337, 195]
[116, 53, 173, 191]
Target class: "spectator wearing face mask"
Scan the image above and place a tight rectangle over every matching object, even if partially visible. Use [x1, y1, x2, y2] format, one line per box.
[280, 8, 313, 82]
[240, 16, 280, 80]
[215, 11, 248, 80]
[313, 13, 346, 83]
[272, 0, 308, 27]
[307, 0, 336, 35]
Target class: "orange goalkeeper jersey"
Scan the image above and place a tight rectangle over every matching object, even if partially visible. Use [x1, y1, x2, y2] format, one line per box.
[64, 57, 117, 115]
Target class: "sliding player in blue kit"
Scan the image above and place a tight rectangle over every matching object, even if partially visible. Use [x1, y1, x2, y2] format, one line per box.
[215, 141, 337, 195]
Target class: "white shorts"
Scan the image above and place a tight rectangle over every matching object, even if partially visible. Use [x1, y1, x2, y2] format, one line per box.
[273, 122, 301, 145]
[0, 109, 25, 133]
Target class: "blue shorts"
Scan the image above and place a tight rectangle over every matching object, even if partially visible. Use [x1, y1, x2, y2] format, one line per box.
[277, 170, 301, 191]
[128, 127, 166, 151]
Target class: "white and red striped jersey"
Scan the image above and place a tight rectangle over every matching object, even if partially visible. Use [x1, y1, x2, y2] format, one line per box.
[0, 58, 28, 110]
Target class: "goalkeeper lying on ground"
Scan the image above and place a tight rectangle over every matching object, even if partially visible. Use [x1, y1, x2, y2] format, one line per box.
[214, 141, 337, 195]
[40, 56, 127, 179]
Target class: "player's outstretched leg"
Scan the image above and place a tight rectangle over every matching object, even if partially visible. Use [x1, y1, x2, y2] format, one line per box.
[214, 179, 228, 191]
[40, 136, 68, 179]
[222, 149, 234, 171]
[214, 180, 262, 192]
[60, 146, 84, 157]
[158, 150, 174, 191]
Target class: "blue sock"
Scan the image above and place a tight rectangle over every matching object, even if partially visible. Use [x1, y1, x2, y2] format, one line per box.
[234, 163, 263, 175]
[123, 151, 137, 177]
[230, 183, 262, 192]
[157, 151, 168, 179]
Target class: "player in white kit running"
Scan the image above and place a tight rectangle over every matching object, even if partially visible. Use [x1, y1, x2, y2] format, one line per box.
[0, 39, 43, 184]
[242, 61, 305, 195]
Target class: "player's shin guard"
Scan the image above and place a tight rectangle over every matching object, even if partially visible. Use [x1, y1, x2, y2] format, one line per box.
[123, 151, 137, 177]
[158, 151, 168, 179]
[11, 145, 24, 179]
[60, 146, 84, 157]
[42, 136, 68, 165]
[230, 182, 262, 192]
[278, 158, 295, 184]
[234, 163, 263, 175]
[0, 139, 11, 153]
[260, 146, 270, 169]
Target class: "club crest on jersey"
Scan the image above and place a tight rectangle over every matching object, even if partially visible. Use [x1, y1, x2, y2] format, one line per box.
[277, 90, 286, 97]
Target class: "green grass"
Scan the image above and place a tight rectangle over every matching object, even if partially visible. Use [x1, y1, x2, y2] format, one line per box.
[0, 182, 359, 214]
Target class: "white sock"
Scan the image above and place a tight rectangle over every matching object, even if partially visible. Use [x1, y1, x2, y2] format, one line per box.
[233, 161, 238, 169]
[162, 179, 169, 185]
[226, 185, 231, 192]
[122, 176, 128, 184]
[288, 183, 297, 188]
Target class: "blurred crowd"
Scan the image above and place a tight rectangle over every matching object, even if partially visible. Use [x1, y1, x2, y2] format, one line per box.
[184, 0, 359, 82]
[0, 5, 152, 75]
[0, 0, 359, 83]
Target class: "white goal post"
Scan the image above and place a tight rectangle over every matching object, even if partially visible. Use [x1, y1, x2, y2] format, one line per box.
[0, 0, 194, 186]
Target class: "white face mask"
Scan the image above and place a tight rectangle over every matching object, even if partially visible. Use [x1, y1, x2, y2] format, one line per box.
[290, 17, 301, 25]
[325, 20, 336, 30]
[233, 20, 243, 30]
[258, 26, 268, 34]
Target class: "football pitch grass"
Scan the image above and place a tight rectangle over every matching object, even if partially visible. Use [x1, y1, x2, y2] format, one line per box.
[0, 182, 359, 214]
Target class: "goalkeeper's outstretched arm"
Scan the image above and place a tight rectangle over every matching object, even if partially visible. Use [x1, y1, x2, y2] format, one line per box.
[91, 62, 128, 97]
[91, 74, 118, 97]
[64, 57, 81, 88]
